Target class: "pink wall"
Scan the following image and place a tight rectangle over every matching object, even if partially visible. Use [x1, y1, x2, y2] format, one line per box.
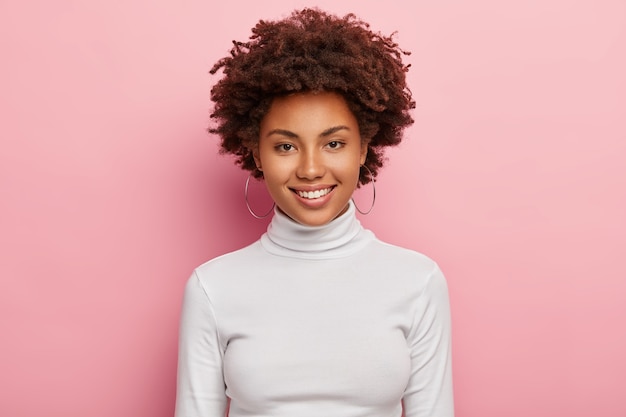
[1, 1, 625, 416]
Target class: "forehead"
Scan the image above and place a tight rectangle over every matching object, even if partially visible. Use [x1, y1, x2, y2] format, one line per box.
[260, 91, 358, 132]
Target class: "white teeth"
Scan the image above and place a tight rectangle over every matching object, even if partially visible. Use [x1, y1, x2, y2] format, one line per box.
[297, 188, 332, 199]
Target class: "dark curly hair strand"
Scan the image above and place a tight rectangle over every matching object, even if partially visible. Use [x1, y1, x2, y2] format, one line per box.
[209, 8, 415, 184]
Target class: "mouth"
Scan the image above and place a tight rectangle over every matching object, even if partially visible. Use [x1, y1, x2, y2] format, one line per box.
[291, 186, 335, 200]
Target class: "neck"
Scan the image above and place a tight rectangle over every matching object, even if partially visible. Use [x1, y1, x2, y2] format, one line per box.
[260, 201, 375, 259]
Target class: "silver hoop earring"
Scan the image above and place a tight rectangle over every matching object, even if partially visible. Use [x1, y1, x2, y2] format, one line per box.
[245, 173, 275, 219]
[352, 165, 376, 215]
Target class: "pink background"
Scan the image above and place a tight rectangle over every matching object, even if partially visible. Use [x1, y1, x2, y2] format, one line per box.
[1, 0, 625, 416]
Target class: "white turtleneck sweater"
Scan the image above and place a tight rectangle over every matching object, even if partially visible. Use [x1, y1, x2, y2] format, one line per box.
[175, 202, 454, 417]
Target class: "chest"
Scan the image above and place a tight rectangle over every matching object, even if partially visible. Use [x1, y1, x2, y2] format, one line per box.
[215, 263, 415, 412]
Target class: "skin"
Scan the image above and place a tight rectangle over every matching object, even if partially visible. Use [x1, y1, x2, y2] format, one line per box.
[253, 91, 368, 227]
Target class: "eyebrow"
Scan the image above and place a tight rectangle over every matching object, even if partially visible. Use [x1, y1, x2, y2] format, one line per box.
[265, 125, 351, 139]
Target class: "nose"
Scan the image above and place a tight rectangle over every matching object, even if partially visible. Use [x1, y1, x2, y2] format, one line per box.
[296, 150, 325, 180]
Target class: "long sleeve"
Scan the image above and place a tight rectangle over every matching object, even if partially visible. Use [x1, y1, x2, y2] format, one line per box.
[402, 265, 454, 417]
[175, 272, 227, 417]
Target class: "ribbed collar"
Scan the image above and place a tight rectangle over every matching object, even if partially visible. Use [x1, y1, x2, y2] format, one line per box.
[260, 201, 375, 260]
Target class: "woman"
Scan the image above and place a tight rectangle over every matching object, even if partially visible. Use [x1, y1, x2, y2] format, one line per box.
[176, 8, 454, 417]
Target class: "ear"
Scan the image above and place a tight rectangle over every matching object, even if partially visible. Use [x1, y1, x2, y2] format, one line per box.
[252, 147, 262, 171]
[359, 141, 368, 166]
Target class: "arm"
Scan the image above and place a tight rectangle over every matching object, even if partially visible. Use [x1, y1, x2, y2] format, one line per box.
[175, 272, 228, 417]
[402, 265, 454, 417]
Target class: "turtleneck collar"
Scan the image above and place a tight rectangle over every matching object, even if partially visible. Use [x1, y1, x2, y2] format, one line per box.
[260, 201, 375, 260]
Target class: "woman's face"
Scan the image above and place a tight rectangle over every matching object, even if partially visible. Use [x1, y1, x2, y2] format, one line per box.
[254, 91, 367, 226]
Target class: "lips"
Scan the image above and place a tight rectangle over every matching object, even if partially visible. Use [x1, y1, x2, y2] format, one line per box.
[291, 186, 335, 200]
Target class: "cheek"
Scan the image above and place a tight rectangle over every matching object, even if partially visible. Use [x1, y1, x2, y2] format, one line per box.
[261, 161, 290, 188]
[339, 153, 365, 178]
[332, 163, 362, 186]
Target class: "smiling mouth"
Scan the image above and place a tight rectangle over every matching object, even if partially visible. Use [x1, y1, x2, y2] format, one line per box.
[292, 187, 334, 200]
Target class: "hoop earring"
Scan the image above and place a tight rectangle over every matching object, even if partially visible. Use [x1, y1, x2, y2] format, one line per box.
[352, 165, 376, 215]
[245, 173, 275, 219]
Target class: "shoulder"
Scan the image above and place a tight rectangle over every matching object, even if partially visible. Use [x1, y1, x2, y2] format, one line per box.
[365, 237, 441, 276]
[192, 240, 264, 285]
[358, 236, 449, 300]
[368, 238, 451, 309]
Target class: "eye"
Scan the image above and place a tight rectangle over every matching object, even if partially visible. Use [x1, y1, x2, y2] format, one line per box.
[326, 141, 344, 149]
[276, 143, 294, 152]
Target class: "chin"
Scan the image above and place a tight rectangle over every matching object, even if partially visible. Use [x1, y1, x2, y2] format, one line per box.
[287, 205, 350, 227]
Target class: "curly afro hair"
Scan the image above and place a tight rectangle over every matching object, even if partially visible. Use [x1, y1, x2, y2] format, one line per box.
[209, 8, 415, 184]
